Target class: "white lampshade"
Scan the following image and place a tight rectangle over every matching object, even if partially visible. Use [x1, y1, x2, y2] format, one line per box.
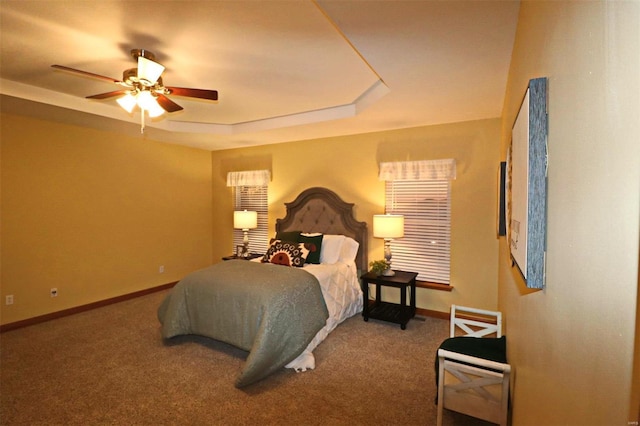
[136, 90, 158, 110]
[373, 214, 404, 239]
[234, 210, 258, 230]
[146, 97, 165, 118]
[137, 56, 165, 86]
[117, 91, 165, 118]
[116, 93, 137, 113]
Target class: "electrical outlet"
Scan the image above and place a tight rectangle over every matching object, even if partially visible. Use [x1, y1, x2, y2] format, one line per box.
[159, 265, 165, 273]
[5, 295, 14, 305]
[50, 288, 58, 298]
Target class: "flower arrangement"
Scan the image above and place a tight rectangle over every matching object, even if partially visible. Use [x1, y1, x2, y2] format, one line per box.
[369, 259, 391, 276]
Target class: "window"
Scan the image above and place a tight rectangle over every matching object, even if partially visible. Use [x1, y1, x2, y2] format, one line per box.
[227, 170, 270, 255]
[380, 159, 456, 284]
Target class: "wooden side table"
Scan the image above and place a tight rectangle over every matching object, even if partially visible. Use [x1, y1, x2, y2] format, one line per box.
[360, 270, 418, 330]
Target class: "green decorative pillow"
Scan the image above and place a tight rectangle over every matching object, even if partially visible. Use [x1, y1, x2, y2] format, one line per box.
[299, 234, 323, 264]
[262, 240, 309, 267]
[275, 230, 301, 243]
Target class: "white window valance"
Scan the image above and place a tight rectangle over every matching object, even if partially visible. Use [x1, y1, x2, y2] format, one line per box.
[378, 159, 456, 181]
[226, 170, 271, 187]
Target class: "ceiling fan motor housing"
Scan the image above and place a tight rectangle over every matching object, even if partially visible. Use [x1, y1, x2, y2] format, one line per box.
[122, 68, 169, 95]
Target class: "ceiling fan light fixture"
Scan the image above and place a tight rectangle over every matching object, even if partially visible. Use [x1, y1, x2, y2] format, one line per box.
[136, 90, 157, 110]
[146, 100, 165, 118]
[116, 93, 137, 113]
[53, 48, 213, 134]
[137, 56, 165, 86]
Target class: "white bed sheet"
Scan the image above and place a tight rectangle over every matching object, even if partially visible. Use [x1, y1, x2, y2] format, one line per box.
[285, 260, 363, 371]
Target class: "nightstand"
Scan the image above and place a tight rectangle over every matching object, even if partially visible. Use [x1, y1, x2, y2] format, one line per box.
[222, 253, 263, 261]
[360, 270, 418, 330]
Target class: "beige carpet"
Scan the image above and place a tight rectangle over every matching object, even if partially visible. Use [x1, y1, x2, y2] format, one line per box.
[1, 290, 493, 425]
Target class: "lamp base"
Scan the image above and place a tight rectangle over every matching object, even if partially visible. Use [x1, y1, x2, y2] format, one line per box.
[242, 230, 250, 258]
[382, 268, 395, 276]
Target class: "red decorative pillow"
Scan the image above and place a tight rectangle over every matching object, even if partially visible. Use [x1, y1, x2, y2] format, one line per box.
[262, 240, 309, 267]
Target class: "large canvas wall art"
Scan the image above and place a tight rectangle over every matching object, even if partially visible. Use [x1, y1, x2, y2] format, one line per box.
[509, 77, 548, 289]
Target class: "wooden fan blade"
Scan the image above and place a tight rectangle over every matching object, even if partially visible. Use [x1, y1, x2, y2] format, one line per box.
[51, 65, 120, 84]
[156, 94, 183, 113]
[86, 90, 127, 100]
[166, 87, 218, 101]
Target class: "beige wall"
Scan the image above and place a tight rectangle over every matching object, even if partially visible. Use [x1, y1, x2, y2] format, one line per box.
[498, 1, 640, 425]
[211, 118, 501, 313]
[0, 113, 213, 325]
[1, 113, 501, 325]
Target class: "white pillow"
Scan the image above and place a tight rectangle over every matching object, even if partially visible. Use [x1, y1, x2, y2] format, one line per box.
[320, 234, 345, 264]
[339, 236, 359, 263]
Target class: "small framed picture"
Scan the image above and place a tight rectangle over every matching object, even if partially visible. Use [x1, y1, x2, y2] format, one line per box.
[236, 245, 244, 257]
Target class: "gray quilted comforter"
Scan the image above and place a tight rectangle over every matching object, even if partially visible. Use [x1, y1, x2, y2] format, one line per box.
[157, 260, 329, 387]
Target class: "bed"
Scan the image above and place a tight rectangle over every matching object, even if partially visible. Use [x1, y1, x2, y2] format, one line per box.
[157, 187, 368, 387]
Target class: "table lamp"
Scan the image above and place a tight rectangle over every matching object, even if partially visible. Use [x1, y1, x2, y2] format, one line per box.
[234, 210, 258, 257]
[373, 214, 404, 276]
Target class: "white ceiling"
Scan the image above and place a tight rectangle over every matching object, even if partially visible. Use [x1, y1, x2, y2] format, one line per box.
[0, 0, 520, 151]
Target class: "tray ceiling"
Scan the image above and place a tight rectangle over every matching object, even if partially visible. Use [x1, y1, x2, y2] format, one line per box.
[0, 1, 520, 150]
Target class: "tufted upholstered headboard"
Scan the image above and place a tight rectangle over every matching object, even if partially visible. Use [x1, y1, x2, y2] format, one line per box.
[275, 187, 368, 273]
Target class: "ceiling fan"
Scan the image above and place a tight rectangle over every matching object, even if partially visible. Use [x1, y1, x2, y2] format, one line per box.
[52, 49, 218, 132]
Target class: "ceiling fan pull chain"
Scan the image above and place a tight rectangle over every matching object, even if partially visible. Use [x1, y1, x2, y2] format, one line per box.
[140, 108, 145, 134]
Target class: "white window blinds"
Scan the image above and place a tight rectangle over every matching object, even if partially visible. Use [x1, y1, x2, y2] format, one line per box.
[380, 160, 455, 284]
[227, 170, 270, 254]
